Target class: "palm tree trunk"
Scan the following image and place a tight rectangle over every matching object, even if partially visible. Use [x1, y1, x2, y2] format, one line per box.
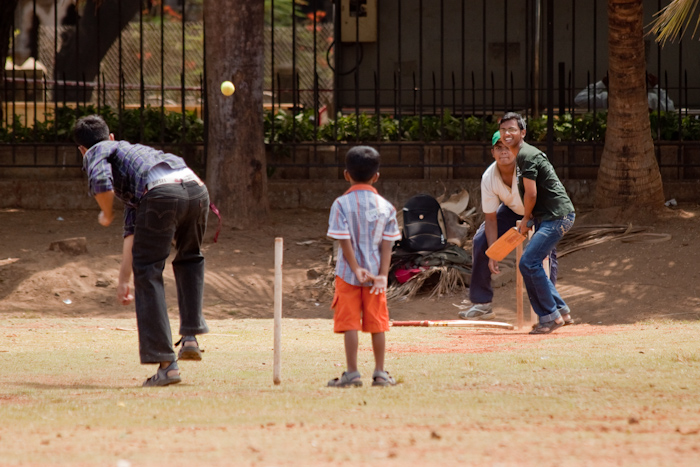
[204, 0, 269, 227]
[595, 0, 665, 208]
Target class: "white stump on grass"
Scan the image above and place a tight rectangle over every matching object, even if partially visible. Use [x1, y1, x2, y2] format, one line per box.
[273, 237, 283, 385]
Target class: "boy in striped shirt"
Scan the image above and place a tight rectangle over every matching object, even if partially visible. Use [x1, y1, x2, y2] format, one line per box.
[327, 146, 401, 387]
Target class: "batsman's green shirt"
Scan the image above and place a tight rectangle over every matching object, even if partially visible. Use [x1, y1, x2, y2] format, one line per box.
[516, 142, 575, 221]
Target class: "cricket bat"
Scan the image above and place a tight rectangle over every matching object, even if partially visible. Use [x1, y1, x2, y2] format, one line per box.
[485, 227, 526, 262]
[390, 320, 514, 330]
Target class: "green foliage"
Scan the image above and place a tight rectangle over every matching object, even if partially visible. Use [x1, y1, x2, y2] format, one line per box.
[3, 107, 694, 146]
[264, 110, 499, 143]
[650, 111, 681, 140]
[320, 113, 392, 142]
[0, 105, 204, 144]
[264, 0, 308, 27]
[527, 112, 608, 142]
[264, 108, 317, 143]
[682, 115, 700, 140]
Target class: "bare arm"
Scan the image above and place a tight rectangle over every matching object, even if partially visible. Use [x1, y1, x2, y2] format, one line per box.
[483, 211, 502, 274]
[338, 239, 371, 284]
[94, 190, 115, 226]
[116, 234, 134, 305]
[484, 212, 498, 247]
[517, 178, 538, 235]
[370, 239, 393, 295]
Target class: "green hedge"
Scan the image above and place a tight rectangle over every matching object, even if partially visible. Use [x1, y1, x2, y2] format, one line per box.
[265, 109, 700, 144]
[2, 105, 699, 145]
[0, 105, 204, 144]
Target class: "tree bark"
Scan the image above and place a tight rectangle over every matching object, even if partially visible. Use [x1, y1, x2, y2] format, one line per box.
[203, 0, 269, 227]
[595, 0, 665, 208]
[0, 0, 21, 123]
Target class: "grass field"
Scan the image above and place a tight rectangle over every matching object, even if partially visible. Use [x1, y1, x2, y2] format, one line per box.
[1, 318, 699, 466]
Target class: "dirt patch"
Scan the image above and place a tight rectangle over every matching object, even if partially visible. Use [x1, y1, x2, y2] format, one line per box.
[1, 203, 699, 329]
[389, 324, 629, 354]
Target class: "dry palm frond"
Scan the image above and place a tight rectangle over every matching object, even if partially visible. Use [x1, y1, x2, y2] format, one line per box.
[557, 224, 671, 257]
[312, 268, 336, 289]
[648, 0, 700, 46]
[387, 266, 466, 301]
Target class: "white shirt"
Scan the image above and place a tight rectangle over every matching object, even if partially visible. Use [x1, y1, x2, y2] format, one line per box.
[480, 161, 524, 215]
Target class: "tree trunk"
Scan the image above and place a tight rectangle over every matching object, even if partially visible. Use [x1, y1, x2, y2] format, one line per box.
[0, 0, 21, 123]
[595, 0, 665, 208]
[203, 0, 269, 227]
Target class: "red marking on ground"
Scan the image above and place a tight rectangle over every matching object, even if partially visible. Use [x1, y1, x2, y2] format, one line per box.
[389, 324, 628, 354]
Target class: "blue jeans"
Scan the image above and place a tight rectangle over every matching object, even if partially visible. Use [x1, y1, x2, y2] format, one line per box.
[470, 204, 558, 304]
[519, 212, 575, 323]
[132, 180, 210, 363]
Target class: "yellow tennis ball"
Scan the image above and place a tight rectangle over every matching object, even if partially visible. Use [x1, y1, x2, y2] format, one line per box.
[221, 81, 235, 96]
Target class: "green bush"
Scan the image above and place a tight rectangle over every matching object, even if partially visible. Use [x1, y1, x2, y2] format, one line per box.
[0, 105, 204, 144]
[682, 115, 700, 140]
[3, 106, 695, 145]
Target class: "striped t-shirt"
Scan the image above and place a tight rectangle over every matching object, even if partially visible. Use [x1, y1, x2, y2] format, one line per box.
[327, 184, 401, 286]
[82, 140, 188, 237]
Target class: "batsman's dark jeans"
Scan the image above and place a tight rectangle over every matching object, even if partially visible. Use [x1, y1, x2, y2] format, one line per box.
[469, 204, 559, 304]
[132, 180, 210, 364]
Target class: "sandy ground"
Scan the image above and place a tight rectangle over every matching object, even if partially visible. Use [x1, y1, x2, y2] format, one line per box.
[2, 202, 700, 466]
[1, 202, 698, 329]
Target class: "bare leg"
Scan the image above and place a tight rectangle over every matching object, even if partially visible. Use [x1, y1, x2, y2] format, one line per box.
[344, 330, 359, 373]
[372, 332, 385, 373]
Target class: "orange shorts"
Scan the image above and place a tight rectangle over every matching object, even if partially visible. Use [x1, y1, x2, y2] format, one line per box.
[331, 276, 390, 334]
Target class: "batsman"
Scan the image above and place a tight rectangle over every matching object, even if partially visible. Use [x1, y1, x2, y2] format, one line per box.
[459, 129, 560, 322]
[500, 112, 575, 335]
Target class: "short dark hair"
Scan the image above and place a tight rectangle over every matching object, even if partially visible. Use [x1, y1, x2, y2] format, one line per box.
[345, 145, 380, 183]
[73, 115, 110, 149]
[500, 112, 527, 131]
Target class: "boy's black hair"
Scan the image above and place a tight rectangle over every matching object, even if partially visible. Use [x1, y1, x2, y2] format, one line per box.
[73, 115, 111, 149]
[345, 145, 380, 183]
[500, 112, 527, 131]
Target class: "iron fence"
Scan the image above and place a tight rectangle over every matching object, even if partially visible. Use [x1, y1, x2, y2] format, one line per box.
[2, 0, 700, 181]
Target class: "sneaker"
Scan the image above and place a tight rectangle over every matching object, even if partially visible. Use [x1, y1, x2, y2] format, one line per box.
[458, 303, 495, 320]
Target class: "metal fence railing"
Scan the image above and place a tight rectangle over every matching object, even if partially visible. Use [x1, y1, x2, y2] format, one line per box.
[2, 0, 700, 181]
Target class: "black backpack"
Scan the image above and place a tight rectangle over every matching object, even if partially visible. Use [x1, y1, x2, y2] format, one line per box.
[400, 194, 446, 252]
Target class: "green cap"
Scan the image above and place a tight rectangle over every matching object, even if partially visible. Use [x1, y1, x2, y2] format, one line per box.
[491, 130, 502, 147]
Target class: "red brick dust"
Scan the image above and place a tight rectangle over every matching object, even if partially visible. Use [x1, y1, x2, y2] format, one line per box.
[389, 324, 628, 354]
